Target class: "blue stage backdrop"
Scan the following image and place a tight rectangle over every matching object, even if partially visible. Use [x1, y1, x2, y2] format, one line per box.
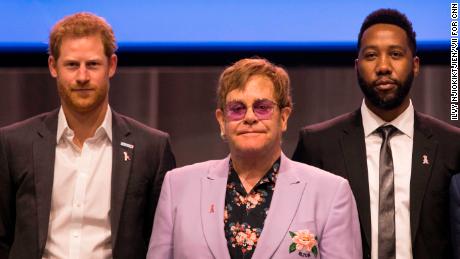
[0, 0, 450, 52]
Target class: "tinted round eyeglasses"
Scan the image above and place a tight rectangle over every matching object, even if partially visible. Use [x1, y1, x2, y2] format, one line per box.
[224, 99, 279, 121]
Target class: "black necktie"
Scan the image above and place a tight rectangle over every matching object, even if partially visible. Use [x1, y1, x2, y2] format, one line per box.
[377, 125, 398, 259]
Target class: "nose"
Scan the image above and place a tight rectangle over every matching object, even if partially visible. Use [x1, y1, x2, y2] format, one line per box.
[242, 106, 258, 125]
[375, 55, 392, 76]
[76, 66, 90, 85]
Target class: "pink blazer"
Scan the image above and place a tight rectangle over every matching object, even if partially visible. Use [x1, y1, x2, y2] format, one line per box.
[147, 153, 362, 259]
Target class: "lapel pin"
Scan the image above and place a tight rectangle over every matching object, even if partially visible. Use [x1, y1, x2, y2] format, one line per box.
[209, 204, 215, 213]
[120, 141, 134, 149]
[123, 151, 131, 161]
[422, 155, 429, 165]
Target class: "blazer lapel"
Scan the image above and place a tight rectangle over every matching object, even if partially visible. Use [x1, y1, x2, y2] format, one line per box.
[409, 112, 437, 243]
[201, 157, 231, 259]
[110, 112, 134, 248]
[252, 154, 306, 259]
[339, 110, 372, 248]
[34, 110, 58, 256]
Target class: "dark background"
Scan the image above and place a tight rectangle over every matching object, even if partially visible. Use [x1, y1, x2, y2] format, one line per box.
[0, 49, 454, 166]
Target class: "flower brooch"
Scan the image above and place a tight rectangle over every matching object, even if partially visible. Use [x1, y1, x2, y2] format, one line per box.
[289, 229, 318, 257]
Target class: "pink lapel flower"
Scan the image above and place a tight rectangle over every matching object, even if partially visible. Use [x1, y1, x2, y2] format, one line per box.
[289, 229, 318, 257]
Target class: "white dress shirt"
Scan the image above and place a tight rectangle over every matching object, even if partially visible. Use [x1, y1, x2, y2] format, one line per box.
[361, 100, 414, 259]
[43, 107, 113, 259]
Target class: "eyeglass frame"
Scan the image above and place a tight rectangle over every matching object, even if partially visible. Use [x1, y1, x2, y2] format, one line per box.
[221, 98, 283, 121]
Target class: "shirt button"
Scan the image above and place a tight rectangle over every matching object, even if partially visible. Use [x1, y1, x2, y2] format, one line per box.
[73, 232, 79, 238]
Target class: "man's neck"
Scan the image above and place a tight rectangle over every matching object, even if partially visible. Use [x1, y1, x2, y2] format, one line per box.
[63, 104, 108, 148]
[365, 98, 410, 122]
[230, 148, 281, 193]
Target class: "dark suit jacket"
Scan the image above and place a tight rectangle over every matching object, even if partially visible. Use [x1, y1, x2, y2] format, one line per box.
[292, 110, 460, 259]
[451, 174, 460, 259]
[0, 109, 176, 259]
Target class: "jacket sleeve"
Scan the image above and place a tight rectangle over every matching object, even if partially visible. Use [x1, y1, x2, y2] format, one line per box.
[450, 174, 460, 259]
[292, 129, 309, 163]
[0, 130, 13, 259]
[147, 171, 174, 259]
[320, 179, 362, 259]
[144, 135, 176, 247]
[292, 129, 323, 169]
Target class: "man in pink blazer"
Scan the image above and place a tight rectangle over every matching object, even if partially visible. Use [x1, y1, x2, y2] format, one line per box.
[147, 58, 362, 258]
[148, 154, 361, 259]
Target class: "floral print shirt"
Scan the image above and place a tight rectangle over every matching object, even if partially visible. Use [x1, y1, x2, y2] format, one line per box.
[224, 158, 280, 259]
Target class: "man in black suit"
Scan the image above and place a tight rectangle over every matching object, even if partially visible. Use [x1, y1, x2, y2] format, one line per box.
[293, 9, 460, 259]
[451, 174, 460, 259]
[0, 13, 176, 258]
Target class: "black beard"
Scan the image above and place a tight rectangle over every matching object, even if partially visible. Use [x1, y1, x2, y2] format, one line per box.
[357, 71, 414, 110]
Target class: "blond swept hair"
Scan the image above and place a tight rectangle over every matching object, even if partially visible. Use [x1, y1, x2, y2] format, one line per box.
[217, 58, 292, 110]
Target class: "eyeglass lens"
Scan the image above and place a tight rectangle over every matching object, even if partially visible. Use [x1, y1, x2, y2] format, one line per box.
[225, 99, 276, 121]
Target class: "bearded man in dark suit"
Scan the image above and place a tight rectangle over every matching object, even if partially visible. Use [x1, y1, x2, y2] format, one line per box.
[293, 9, 460, 259]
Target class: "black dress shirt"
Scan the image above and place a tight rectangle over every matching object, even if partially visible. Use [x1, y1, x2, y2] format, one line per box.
[224, 158, 280, 259]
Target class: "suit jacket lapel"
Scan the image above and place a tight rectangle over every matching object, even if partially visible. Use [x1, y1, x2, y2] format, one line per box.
[201, 157, 231, 259]
[339, 110, 372, 248]
[110, 111, 134, 248]
[34, 110, 58, 256]
[409, 112, 437, 243]
[252, 154, 306, 259]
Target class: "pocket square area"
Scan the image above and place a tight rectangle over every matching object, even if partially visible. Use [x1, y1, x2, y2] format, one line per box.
[289, 229, 318, 257]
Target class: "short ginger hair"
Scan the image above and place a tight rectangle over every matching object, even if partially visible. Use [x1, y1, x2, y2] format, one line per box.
[48, 12, 117, 60]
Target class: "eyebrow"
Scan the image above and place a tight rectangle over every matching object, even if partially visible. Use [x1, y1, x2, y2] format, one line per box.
[226, 98, 272, 103]
[361, 44, 406, 51]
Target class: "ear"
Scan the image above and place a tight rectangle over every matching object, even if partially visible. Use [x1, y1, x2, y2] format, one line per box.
[215, 108, 226, 136]
[280, 107, 292, 132]
[354, 58, 359, 72]
[412, 56, 420, 76]
[108, 54, 118, 78]
[48, 56, 58, 78]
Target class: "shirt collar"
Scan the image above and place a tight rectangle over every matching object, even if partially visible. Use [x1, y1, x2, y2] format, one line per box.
[56, 105, 113, 143]
[360, 99, 414, 139]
